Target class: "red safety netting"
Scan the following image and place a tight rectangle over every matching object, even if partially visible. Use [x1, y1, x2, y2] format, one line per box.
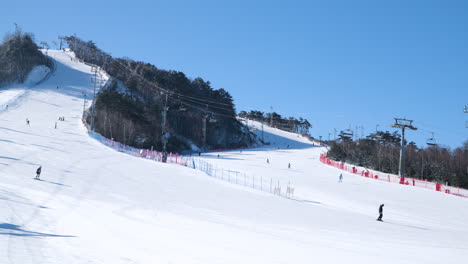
[83, 118, 189, 166]
[320, 153, 468, 198]
[98, 136, 189, 166]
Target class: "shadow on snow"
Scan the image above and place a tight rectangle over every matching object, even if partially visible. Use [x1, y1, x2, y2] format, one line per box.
[0, 223, 75, 238]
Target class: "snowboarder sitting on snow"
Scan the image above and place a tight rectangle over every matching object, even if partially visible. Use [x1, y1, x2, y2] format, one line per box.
[377, 204, 384, 221]
[26, 118, 30, 125]
[35, 166, 42, 180]
[339, 173, 343, 182]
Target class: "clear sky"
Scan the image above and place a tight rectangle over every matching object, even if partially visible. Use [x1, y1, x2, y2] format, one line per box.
[2, 0, 467, 148]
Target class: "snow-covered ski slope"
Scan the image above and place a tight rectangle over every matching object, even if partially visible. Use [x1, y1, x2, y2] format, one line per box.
[0, 50, 467, 264]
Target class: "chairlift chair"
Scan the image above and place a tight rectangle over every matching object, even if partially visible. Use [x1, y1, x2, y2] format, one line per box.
[343, 128, 353, 135]
[426, 132, 437, 146]
[338, 130, 353, 141]
[341, 129, 353, 138]
[178, 104, 187, 112]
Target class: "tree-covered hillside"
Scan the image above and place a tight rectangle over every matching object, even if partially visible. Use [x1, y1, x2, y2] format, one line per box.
[0, 28, 52, 86]
[239, 110, 312, 137]
[64, 36, 255, 152]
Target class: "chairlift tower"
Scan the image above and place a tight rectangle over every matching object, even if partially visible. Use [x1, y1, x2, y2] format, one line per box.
[161, 92, 169, 152]
[90, 66, 99, 131]
[202, 114, 208, 149]
[390, 118, 417, 179]
[464, 105, 468, 128]
[270, 106, 273, 127]
[58, 36, 65, 50]
[82, 92, 87, 116]
[465, 105, 468, 175]
[261, 122, 264, 142]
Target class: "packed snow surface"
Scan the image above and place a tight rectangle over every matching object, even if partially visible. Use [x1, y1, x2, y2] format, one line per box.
[0, 65, 51, 109]
[0, 50, 467, 264]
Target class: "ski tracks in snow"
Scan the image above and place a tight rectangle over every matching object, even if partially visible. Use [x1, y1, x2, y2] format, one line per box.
[1, 191, 50, 264]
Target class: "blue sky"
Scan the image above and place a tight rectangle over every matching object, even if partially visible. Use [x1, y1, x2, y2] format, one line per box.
[2, 0, 467, 148]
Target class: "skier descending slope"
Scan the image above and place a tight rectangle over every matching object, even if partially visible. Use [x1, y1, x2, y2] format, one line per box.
[377, 204, 384, 221]
[35, 165, 42, 180]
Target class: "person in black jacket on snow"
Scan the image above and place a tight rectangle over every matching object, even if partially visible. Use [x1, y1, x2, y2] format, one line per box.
[377, 204, 384, 221]
[35, 166, 42, 180]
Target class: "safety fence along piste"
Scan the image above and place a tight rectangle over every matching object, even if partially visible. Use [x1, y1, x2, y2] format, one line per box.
[86, 129, 295, 199]
[320, 153, 468, 198]
[191, 158, 295, 199]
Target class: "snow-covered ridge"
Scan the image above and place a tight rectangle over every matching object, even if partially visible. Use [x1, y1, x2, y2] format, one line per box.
[241, 118, 318, 148]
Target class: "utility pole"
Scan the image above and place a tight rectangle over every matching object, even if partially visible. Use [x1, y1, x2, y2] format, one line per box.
[90, 66, 99, 131]
[390, 118, 417, 181]
[202, 114, 208, 149]
[334, 128, 337, 140]
[161, 92, 169, 152]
